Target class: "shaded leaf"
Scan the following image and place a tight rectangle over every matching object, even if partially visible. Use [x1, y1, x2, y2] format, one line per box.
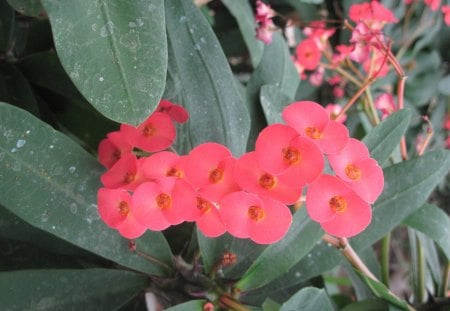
[0, 103, 173, 275]
[165, 0, 250, 156]
[403, 203, 450, 261]
[341, 299, 389, 311]
[41, 0, 167, 125]
[6, 0, 43, 16]
[0, 269, 147, 310]
[222, 0, 264, 68]
[165, 300, 207, 311]
[0, 1, 15, 51]
[260, 84, 293, 125]
[280, 287, 333, 311]
[362, 109, 412, 166]
[236, 208, 323, 291]
[262, 298, 281, 311]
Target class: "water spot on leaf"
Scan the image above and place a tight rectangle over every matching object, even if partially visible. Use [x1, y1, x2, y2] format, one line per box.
[16, 139, 26, 148]
[179, 16, 186, 23]
[99, 77, 104, 82]
[69, 166, 76, 174]
[41, 211, 49, 223]
[100, 21, 115, 37]
[70, 203, 78, 214]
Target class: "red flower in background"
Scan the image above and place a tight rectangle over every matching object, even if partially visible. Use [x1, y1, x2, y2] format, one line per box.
[156, 99, 189, 123]
[306, 174, 372, 237]
[219, 191, 292, 244]
[295, 39, 321, 71]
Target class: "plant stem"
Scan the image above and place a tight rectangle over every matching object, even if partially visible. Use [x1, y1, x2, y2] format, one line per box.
[438, 262, 450, 297]
[381, 233, 391, 287]
[414, 234, 426, 303]
[219, 295, 250, 311]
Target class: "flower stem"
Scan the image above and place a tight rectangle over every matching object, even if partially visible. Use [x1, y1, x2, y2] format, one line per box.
[381, 233, 391, 287]
[438, 262, 450, 297]
[219, 295, 250, 311]
[414, 234, 426, 303]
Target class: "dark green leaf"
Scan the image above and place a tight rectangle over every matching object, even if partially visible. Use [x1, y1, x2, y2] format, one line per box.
[0, 269, 147, 310]
[262, 298, 281, 311]
[5, 0, 43, 16]
[438, 74, 450, 95]
[260, 84, 293, 125]
[280, 287, 333, 311]
[246, 33, 300, 149]
[165, 300, 207, 311]
[165, 0, 250, 156]
[362, 109, 412, 166]
[403, 203, 450, 261]
[41, 0, 167, 125]
[221, 0, 264, 68]
[236, 208, 323, 291]
[341, 299, 389, 311]
[0, 1, 15, 51]
[0, 102, 173, 275]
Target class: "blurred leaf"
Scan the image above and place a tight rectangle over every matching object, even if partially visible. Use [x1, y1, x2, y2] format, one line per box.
[40, 0, 167, 125]
[277, 0, 320, 20]
[0, 63, 40, 117]
[438, 74, 450, 95]
[362, 109, 411, 166]
[246, 33, 300, 149]
[6, 0, 43, 16]
[260, 84, 293, 125]
[354, 270, 411, 310]
[165, 300, 207, 311]
[280, 287, 333, 311]
[255, 150, 450, 288]
[262, 298, 281, 311]
[236, 208, 323, 291]
[0, 1, 15, 51]
[165, 0, 249, 156]
[0, 269, 147, 310]
[221, 0, 264, 68]
[403, 203, 450, 261]
[412, 11, 442, 55]
[341, 299, 389, 311]
[0, 102, 173, 275]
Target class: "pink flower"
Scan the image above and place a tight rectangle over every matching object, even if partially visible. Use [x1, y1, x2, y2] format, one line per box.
[306, 174, 372, 237]
[195, 196, 227, 238]
[349, 1, 398, 30]
[132, 178, 198, 230]
[120, 112, 176, 153]
[254, 124, 324, 186]
[425, 0, 441, 11]
[184, 143, 240, 202]
[442, 5, 450, 26]
[156, 99, 189, 123]
[375, 93, 396, 119]
[255, 0, 275, 44]
[327, 138, 384, 203]
[295, 39, 321, 71]
[141, 151, 188, 180]
[234, 151, 303, 204]
[219, 191, 292, 244]
[443, 113, 450, 130]
[100, 153, 146, 191]
[97, 188, 146, 239]
[255, 0, 275, 22]
[98, 131, 133, 169]
[363, 49, 390, 78]
[282, 101, 349, 154]
[325, 104, 347, 123]
[256, 21, 275, 44]
[303, 21, 335, 51]
[309, 66, 325, 86]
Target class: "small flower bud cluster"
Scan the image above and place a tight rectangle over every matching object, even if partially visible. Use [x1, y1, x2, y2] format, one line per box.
[97, 100, 384, 243]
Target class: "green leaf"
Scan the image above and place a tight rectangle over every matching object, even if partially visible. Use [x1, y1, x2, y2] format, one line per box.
[0, 1, 15, 51]
[0, 102, 173, 275]
[280, 287, 333, 311]
[262, 298, 282, 311]
[246, 33, 300, 149]
[260, 84, 293, 125]
[5, 0, 43, 16]
[362, 109, 412, 166]
[236, 208, 324, 291]
[0, 269, 147, 310]
[165, 0, 250, 156]
[403, 204, 450, 261]
[354, 270, 411, 310]
[40, 0, 167, 125]
[165, 300, 207, 311]
[438, 74, 450, 95]
[221, 0, 264, 68]
[341, 299, 389, 311]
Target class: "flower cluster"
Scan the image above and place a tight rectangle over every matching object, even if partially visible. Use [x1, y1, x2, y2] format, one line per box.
[97, 100, 383, 243]
[254, 0, 276, 44]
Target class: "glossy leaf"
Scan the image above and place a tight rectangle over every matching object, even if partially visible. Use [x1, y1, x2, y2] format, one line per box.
[246, 32, 300, 149]
[0, 102, 173, 275]
[260, 84, 293, 125]
[6, 0, 43, 16]
[222, 0, 264, 68]
[165, 0, 250, 156]
[0, 269, 147, 310]
[280, 287, 333, 311]
[362, 109, 412, 166]
[403, 203, 450, 260]
[40, 0, 167, 125]
[236, 208, 324, 291]
[165, 300, 207, 311]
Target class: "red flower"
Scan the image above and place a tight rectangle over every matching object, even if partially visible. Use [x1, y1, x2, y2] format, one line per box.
[195, 196, 227, 238]
[295, 39, 321, 71]
[306, 174, 372, 237]
[219, 191, 292, 244]
[184, 142, 240, 202]
[327, 138, 384, 203]
[375, 93, 396, 119]
[141, 151, 188, 180]
[97, 188, 146, 239]
[100, 153, 146, 191]
[156, 99, 189, 123]
[234, 151, 303, 204]
[282, 101, 349, 154]
[255, 124, 324, 186]
[98, 131, 133, 169]
[442, 5, 450, 26]
[121, 112, 176, 153]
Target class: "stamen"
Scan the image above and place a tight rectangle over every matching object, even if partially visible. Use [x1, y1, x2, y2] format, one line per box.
[248, 206, 265, 222]
[118, 201, 130, 216]
[156, 193, 172, 209]
[258, 173, 277, 190]
[282, 146, 301, 164]
[329, 195, 347, 213]
[209, 168, 224, 183]
[305, 126, 323, 139]
[345, 163, 361, 180]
